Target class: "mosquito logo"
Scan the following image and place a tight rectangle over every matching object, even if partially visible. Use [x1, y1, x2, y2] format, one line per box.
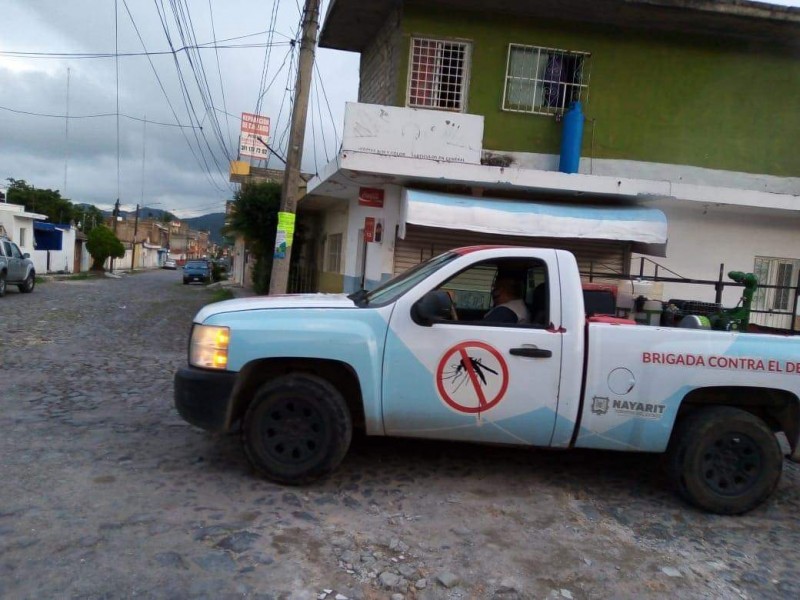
[435, 341, 509, 414]
[441, 356, 499, 394]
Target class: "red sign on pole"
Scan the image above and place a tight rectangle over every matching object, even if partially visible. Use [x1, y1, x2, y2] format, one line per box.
[364, 217, 376, 242]
[358, 188, 385, 208]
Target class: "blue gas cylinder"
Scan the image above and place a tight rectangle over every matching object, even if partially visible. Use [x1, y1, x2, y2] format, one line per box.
[559, 101, 584, 174]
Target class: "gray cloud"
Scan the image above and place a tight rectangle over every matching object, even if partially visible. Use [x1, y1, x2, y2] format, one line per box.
[0, 0, 358, 217]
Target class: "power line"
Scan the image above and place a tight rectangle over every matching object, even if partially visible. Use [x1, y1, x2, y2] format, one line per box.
[0, 105, 201, 128]
[122, 0, 227, 193]
[208, 0, 234, 153]
[0, 40, 294, 60]
[153, 0, 231, 190]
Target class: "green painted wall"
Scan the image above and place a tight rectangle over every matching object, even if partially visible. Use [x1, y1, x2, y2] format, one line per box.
[397, 6, 800, 177]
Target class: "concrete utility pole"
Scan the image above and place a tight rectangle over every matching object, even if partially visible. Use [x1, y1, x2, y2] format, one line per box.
[130, 203, 140, 271]
[268, 0, 321, 295]
[111, 198, 120, 272]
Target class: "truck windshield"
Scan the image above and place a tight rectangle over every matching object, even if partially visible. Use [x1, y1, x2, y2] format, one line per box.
[359, 252, 459, 307]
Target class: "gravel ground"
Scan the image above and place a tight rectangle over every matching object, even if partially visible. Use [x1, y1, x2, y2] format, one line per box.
[1, 270, 799, 599]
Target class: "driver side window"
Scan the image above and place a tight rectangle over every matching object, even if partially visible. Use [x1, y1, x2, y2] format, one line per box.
[436, 258, 550, 327]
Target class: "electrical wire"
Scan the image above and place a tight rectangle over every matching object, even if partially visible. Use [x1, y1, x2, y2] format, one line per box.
[153, 0, 231, 190]
[0, 105, 200, 128]
[0, 41, 293, 60]
[123, 0, 227, 193]
[208, 0, 234, 153]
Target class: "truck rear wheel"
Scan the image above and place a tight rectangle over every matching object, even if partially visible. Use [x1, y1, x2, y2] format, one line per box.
[19, 272, 35, 293]
[242, 373, 352, 485]
[667, 406, 782, 514]
[0, 271, 6, 297]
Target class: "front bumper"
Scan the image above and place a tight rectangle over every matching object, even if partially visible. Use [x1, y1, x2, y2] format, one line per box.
[174, 366, 237, 432]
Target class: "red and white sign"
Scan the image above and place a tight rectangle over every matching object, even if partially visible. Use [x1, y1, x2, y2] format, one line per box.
[240, 112, 270, 159]
[364, 217, 375, 243]
[358, 187, 384, 208]
[436, 341, 509, 414]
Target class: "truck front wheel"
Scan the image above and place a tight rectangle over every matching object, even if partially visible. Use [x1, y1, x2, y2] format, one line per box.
[667, 406, 782, 514]
[242, 373, 353, 485]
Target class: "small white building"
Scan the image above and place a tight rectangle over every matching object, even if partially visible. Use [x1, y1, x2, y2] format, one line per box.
[0, 202, 46, 255]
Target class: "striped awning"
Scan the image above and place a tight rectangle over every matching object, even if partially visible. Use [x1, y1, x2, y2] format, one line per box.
[399, 189, 668, 256]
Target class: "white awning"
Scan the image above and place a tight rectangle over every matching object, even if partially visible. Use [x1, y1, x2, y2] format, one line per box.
[399, 189, 668, 256]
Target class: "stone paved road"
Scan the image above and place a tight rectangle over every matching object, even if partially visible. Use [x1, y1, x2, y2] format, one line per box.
[2, 271, 800, 600]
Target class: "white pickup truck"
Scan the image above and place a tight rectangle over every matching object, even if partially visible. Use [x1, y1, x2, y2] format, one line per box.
[174, 246, 800, 514]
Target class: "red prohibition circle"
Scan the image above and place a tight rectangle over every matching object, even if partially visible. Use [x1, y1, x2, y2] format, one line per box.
[435, 341, 509, 414]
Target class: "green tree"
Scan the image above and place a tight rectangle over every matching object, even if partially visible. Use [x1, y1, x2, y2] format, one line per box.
[222, 181, 281, 293]
[74, 204, 105, 234]
[86, 225, 125, 271]
[5, 178, 75, 224]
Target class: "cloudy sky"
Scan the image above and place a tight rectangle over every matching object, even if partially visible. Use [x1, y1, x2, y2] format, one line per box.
[1, 0, 798, 218]
[0, 0, 358, 217]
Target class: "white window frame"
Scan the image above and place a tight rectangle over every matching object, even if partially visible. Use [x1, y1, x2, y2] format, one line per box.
[501, 43, 591, 116]
[406, 37, 471, 113]
[19, 227, 26, 248]
[325, 233, 343, 274]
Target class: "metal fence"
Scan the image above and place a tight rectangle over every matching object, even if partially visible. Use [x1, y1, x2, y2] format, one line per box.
[583, 257, 799, 334]
[287, 265, 318, 294]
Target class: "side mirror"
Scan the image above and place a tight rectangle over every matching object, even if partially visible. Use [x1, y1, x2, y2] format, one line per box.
[412, 290, 453, 326]
[23, 253, 30, 259]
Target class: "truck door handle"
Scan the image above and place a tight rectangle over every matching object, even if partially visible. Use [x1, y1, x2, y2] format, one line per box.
[509, 347, 552, 358]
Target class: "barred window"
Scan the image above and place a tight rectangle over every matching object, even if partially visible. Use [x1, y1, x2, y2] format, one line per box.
[326, 233, 343, 274]
[407, 38, 470, 112]
[502, 44, 590, 116]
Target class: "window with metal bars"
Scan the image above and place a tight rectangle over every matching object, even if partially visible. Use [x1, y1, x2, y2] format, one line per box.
[407, 38, 470, 112]
[325, 233, 343, 274]
[502, 44, 590, 116]
[753, 256, 800, 312]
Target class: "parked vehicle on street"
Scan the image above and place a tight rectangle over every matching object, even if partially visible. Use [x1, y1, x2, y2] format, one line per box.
[182, 260, 211, 284]
[163, 258, 177, 270]
[0, 236, 36, 297]
[174, 246, 800, 514]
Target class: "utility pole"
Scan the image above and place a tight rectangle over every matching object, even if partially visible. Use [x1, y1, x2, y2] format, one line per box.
[130, 203, 140, 271]
[268, 0, 321, 295]
[111, 198, 120, 272]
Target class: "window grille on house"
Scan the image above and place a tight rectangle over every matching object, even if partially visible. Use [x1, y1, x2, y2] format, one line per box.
[326, 233, 343, 273]
[753, 256, 800, 312]
[502, 44, 590, 116]
[407, 38, 470, 112]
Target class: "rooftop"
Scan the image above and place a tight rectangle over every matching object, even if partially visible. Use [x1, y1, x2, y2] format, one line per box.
[320, 0, 800, 51]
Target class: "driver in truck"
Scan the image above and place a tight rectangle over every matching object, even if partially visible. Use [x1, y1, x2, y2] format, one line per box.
[484, 272, 530, 324]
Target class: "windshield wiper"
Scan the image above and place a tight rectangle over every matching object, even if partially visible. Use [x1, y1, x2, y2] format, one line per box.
[347, 288, 369, 307]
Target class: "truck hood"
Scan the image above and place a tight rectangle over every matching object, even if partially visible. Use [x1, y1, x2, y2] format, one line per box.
[194, 293, 357, 323]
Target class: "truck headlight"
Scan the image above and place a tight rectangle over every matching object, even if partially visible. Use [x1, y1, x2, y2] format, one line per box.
[189, 325, 230, 369]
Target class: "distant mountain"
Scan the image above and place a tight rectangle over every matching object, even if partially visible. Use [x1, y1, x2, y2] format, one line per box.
[183, 213, 227, 245]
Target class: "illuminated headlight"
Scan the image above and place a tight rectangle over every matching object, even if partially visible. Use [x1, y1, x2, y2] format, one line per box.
[189, 325, 230, 369]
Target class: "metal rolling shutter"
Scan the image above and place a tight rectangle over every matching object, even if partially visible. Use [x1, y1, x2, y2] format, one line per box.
[394, 225, 629, 278]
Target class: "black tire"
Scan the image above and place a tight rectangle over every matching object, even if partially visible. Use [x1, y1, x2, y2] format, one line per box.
[183, 279, 189, 285]
[0, 271, 6, 297]
[242, 373, 352, 485]
[666, 406, 782, 514]
[18, 271, 35, 293]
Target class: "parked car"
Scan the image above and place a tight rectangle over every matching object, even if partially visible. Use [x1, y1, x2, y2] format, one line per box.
[163, 258, 177, 270]
[183, 260, 211, 285]
[0, 236, 36, 297]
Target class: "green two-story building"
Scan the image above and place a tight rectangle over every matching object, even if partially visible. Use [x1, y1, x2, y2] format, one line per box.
[302, 0, 800, 327]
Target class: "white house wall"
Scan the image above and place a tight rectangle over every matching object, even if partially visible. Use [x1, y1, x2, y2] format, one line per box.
[633, 199, 800, 311]
[342, 185, 402, 293]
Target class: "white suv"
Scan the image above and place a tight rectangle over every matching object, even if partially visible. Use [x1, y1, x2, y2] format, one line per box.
[0, 237, 36, 297]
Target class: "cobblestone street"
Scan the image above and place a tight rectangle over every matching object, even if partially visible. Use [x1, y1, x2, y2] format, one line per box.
[2, 271, 800, 599]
